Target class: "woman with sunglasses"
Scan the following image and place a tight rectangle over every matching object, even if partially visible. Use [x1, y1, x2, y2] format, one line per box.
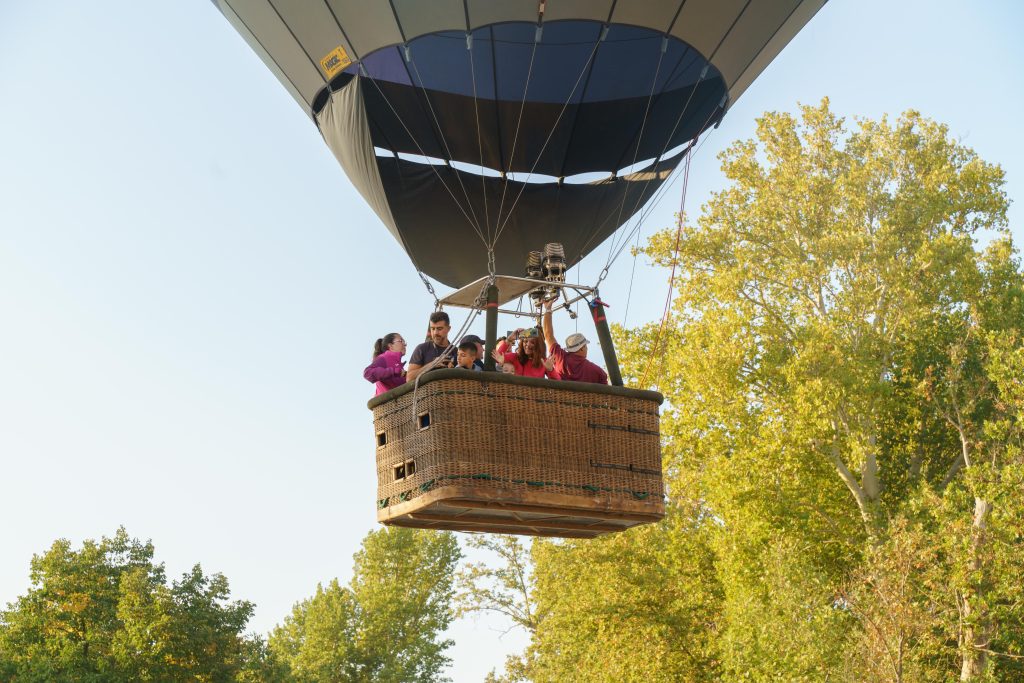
[492, 327, 560, 379]
[363, 332, 408, 395]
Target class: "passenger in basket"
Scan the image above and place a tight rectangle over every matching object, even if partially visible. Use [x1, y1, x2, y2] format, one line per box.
[407, 311, 455, 381]
[492, 326, 560, 379]
[542, 301, 608, 384]
[455, 340, 483, 371]
[363, 333, 407, 395]
[459, 334, 486, 370]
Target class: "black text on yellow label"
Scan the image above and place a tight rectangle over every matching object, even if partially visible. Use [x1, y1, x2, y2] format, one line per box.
[320, 46, 352, 77]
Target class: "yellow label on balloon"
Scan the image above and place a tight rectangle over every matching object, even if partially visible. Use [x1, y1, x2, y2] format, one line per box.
[320, 46, 352, 77]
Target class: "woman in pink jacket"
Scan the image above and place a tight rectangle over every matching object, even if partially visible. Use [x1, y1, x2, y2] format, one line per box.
[363, 333, 407, 395]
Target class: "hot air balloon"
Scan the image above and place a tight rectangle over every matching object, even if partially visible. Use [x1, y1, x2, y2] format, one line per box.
[212, 0, 825, 537]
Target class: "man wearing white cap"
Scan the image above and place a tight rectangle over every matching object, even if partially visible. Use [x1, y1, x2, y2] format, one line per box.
[542, 301, 608, 384]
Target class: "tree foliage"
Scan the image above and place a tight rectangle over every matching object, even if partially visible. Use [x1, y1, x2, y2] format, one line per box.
[624, 99, 1022, 681]
[455, 534, 537, 633]
[269, 527, 460, 683]
[498, 507, 722, 682]
[454, 534, 538, 682]
[501, 99, 1023, 682]
[0, 528, 254, 682]
[4, 99, 1021, 682]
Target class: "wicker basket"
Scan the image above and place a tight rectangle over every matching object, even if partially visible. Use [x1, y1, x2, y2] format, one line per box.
[368, 369, 664, 538]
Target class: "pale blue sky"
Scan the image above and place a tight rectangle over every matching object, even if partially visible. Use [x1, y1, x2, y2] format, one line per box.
[1, 1, 1021, 679]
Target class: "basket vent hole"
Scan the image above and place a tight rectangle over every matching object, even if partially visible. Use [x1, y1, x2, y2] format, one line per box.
[393, 463, 406, 481]
[417, 412, 431, 430]
[376, 432, 387, 447]
[405, 460, 416, 476]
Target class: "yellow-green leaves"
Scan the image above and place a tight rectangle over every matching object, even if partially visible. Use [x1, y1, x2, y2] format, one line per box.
[0, 528, 254, 681]
[611, 99, 1022, 680]
[269, 527, 460, 683]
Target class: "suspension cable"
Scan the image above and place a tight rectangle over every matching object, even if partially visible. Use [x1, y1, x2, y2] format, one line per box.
[590, 84, 725, 292]
[605, 144, 694, 271]
[595, 59, 711, 270]
[405, 49, 484, 237]
[638, 141, 693, 389]
[604, 35, 669, 266]
[494, 22, 542, 242]
[490, 30, 605, 247]
[358, 64, 489, 246]
[587, 141, 694, 294]
[410, 275, 489, 417]
[466, 33, 494, 244]
[417, 270, 441, 309]
[622, 223, 644, 327]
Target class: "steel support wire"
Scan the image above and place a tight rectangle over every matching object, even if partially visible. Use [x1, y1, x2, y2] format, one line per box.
[489, 30, 605, 248]
[404, 48, 485, 239]
[359, 64, 489, 247]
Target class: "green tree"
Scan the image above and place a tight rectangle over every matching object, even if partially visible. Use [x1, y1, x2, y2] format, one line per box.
[519, 506, 722, 682]
[839, 513, 953, 683]
[916, 240, 1024, 679]
[269, 527, 460, 682]
[454, 535, 538, 683]
[981, 330, 1024, 674]
[455, 535, 537, 634]
[236, 635, 293, 683]
[0, 528, 255, 682]
[613, 99, 1021, 680]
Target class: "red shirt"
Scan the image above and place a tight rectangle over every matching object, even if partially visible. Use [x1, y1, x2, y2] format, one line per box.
[549, 343, 608, 384]
[497, 341, 560, 379]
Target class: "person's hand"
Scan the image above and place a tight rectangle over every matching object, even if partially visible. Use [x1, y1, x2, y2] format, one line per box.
[491, 347, 504, 363]
[543, 356, 554, 372]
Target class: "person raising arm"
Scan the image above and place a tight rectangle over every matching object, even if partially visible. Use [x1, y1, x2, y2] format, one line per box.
[492, 327, 559, 379]
[542, 300, 607, 384]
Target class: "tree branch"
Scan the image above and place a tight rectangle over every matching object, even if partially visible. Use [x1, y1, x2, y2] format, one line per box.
[826, 434, 872, 525]
[939, 454, 965, 491]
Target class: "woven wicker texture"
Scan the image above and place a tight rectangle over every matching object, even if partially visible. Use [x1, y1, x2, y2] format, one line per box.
[372, 373, 664, 532]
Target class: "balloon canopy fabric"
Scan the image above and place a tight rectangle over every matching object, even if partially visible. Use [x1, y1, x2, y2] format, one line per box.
[213, 0, 826, 288]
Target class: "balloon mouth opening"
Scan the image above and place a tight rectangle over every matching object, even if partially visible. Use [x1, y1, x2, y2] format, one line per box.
[369, 147, 693, 186]
[316, 18, 726, 183]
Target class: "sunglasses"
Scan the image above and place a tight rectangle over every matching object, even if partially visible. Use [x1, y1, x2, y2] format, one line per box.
[519, 328, 541, 339]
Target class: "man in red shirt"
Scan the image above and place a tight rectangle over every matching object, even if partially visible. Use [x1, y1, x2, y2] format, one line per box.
[542, 302, 608, 385]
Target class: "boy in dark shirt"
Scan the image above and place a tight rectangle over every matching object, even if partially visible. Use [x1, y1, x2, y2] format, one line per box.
[455, 340, 483, 371]
[460, 334, 486, 370]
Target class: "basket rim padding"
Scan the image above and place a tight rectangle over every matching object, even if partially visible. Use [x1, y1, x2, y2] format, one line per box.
[367, 367, 664, 410]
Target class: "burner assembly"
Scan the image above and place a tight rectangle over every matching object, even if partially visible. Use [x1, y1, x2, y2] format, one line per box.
[526, 250, 546, 308]
[542, 242, 566, 301]
[524, 242, 567, 306]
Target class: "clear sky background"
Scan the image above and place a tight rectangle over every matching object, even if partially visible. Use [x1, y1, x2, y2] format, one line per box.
[1, 1, 1022, 679]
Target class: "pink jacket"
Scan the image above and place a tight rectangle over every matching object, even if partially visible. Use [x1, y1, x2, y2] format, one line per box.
[363, 350, 406, 395]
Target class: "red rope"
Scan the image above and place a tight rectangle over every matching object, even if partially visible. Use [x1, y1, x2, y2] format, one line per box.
[639, 143, 693, 388]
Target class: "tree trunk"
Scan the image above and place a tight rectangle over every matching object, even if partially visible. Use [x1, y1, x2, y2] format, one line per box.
[960, 496, 993, 681]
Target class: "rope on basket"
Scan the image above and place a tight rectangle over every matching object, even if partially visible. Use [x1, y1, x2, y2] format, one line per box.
[409, 251, 495, 420]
